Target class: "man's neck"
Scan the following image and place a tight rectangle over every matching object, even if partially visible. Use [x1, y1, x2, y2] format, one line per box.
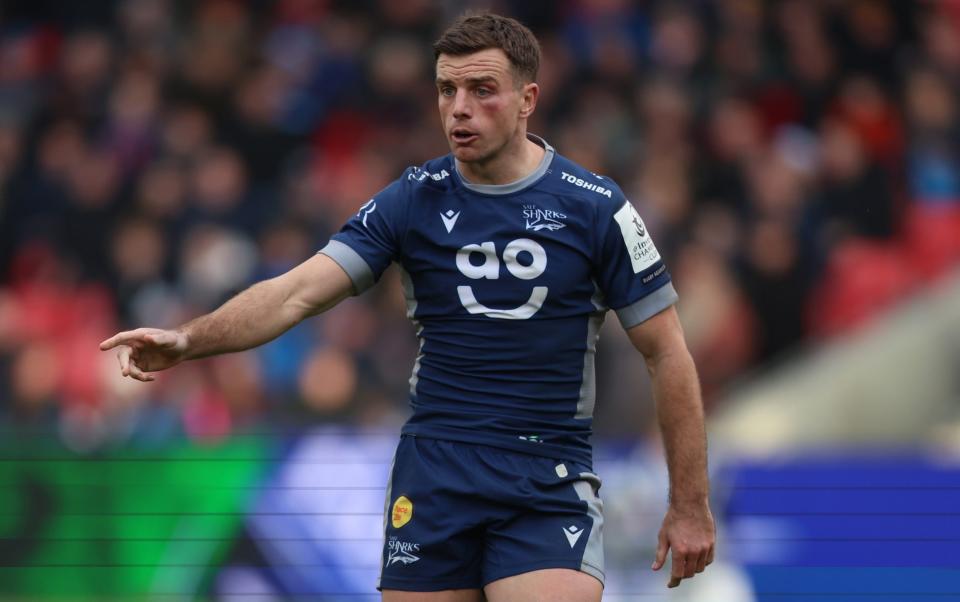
[456, 134, 546, 186]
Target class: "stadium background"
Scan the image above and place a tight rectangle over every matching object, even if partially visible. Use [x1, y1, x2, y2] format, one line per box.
[1, 0, 959, 599]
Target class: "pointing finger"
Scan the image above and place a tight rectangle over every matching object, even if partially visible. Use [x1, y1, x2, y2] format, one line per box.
[101, 330, 146, 351]
[102, 328, 172, 351]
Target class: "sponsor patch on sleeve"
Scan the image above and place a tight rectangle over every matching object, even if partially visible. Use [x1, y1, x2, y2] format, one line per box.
[613, 201, 661, 273]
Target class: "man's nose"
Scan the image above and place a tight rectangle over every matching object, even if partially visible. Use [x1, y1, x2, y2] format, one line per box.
[452, 89, 471, 119]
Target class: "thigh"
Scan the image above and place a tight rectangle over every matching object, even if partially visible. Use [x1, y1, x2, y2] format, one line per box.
[383, 588, 485, 602]
[484, 568, 602, 602]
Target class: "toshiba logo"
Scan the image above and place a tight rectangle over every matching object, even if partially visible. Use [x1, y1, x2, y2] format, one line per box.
[560, 171, 612, 198]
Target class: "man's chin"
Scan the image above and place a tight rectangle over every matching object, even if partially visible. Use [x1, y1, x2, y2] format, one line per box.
[451, 146, 487, 164]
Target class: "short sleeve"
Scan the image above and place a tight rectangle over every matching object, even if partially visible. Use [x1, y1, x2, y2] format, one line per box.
[318, 169, 413, 295]
[594, 196, 678, 329]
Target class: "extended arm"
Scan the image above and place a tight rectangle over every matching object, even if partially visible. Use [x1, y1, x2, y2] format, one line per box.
[100, 253, 354, 381]
[626, 305, 715, 587]
[180, 253, 353, 358]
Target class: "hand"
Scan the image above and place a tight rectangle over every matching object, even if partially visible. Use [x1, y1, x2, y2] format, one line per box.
[99, 328, 189, 382]
[651, 500, 716, 588]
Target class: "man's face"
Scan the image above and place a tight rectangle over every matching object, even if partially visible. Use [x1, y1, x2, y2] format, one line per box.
[436, 48, 536, 165]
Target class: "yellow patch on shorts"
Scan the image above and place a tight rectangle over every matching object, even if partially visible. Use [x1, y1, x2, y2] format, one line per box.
[391, 495, 413, 528]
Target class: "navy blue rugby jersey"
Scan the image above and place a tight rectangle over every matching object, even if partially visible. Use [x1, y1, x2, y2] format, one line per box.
[320, 135, 677, 466]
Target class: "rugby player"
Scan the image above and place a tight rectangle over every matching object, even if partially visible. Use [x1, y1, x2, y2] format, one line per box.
[101, 13, 715, 601]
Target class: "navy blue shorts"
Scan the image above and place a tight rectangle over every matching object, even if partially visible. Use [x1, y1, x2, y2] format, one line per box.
[378, 435, 605, 592]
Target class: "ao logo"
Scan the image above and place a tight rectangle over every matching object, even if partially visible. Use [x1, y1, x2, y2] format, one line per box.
[455, 238, 547, 320]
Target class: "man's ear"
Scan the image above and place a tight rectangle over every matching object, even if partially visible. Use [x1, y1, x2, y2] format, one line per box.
[519, 82, 539, 119]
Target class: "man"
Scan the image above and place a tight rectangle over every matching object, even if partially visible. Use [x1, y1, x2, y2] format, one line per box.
[101, 13, 715, 601]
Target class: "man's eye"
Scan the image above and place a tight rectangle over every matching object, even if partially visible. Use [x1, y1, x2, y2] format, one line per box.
[441, 87, 455, 97]
[476, 88, 491, 97]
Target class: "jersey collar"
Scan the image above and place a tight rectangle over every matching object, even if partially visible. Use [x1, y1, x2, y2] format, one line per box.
[455, 134, 555, 196]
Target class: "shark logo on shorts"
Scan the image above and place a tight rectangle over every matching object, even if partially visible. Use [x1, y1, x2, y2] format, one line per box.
[387, 536, 421, 566]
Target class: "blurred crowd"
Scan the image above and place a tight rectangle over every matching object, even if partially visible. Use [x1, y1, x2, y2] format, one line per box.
[1, 0, 959, 449]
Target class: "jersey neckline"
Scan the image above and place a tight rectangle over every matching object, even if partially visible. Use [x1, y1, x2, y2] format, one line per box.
[453, 134, 555, 196]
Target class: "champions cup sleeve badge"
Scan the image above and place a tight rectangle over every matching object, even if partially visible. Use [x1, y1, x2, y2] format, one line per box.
[391, 496, 413, 528]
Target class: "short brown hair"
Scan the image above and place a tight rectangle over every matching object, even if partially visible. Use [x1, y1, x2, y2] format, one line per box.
[433, 13, 541, 84]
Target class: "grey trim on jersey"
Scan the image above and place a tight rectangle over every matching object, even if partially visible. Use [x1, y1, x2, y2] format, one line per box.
[398, 266, 418, 319]
[455, 134, 555, 196]
[573, 473, 606, 584]
[576, 311, 605, 419]
[318, 240, 375, 294]
[589, 280, 609, 312]
[376, 447, 400, 589]
[399, 267, 425, 396]
[615, 282, 679, 330]
[408, 334, 425, 397]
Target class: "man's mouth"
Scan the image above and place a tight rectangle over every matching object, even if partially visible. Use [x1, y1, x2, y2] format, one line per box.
[451, 129, 478, 144]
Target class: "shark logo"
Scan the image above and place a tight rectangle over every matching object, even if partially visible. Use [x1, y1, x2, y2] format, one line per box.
[526, 217, 565, 231]
[523, 205, 567, 232]
[386, 537, 421, 566]
[387, 548, 420, 566]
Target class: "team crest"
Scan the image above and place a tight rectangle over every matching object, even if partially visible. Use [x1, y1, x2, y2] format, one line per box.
[386, 536, 421, 566]
[391, 495, 413, 528]
[523, 204, 567, 231]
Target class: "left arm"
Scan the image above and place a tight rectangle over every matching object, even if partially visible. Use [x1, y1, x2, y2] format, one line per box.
[626, 305, 716, 588]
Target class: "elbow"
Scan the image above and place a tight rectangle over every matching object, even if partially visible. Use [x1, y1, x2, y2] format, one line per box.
[644, 340, 694, 379]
